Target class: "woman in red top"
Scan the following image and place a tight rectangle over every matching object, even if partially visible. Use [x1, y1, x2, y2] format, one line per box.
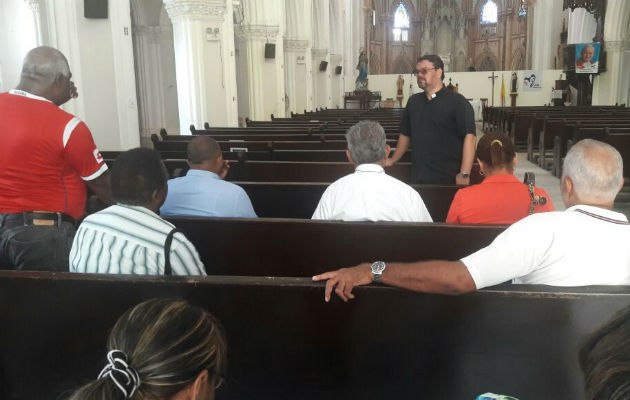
[446, 133, 554, 224]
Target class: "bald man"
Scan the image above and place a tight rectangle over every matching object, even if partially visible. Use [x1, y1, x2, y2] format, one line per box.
[160, 137, 257, 218]
[314, 139, 629, 302]
[0, 46, 111, 271]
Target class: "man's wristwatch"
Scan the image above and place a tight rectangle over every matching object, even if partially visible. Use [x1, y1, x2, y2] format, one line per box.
[370, 261, 387, 282]
[458, 172, 470, 179]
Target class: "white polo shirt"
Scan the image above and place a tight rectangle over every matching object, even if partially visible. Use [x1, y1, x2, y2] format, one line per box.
[311, 163, 432, 222]
[462, 205, 630, 289]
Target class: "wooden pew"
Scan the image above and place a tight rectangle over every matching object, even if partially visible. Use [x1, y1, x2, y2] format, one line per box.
[238, 182, 460, 221]
[1, 271, 628, 399]
[166, 218, 505, 276]
[150, 160, 484, 185]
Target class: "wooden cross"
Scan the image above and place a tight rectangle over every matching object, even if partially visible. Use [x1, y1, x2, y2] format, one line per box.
[488, 71, 499, 106]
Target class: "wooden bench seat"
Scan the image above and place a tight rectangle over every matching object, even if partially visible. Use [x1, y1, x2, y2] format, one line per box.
[1, 271, 628, 399]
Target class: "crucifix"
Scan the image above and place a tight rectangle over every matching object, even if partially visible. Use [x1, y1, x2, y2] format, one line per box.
[488, 71, 498, 106]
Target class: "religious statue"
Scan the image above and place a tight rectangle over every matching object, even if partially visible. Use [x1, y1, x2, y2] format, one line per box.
[396, 75, 404, 107]
[355, 48, 368, 90]
[511, 72, 518, 93]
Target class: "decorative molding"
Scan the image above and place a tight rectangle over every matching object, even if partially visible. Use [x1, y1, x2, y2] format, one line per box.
[163, 0, 226, 20]
[23, 0, 40, 12]
[284, 39, 309, 51]
[605, 40, 630, 51]
[235, 24, 280, 41]
[311, 48, 328, 57]
[562, 0, 605, 20]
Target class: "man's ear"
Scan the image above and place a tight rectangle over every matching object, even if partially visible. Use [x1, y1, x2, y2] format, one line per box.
[384, 144, 391, 159]
[345, 150, 354, 164]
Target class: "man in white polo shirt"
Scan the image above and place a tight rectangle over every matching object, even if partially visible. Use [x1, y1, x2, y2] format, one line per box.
[312, 120, 432, 222]
[314, 139, 629, 301]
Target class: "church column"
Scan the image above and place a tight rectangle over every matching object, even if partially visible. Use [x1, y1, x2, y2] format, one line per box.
[236, 0, 285, 120]
[530, 0, 564, 70]
[24, 0, 43, 45]
[592, 0, 630, 106]
[43, 0, 85, 118]
[312, 0, 331, 108]
[236, 24, 284, 120]
[164, 0, 238, 131]
[284, 40, 311, 114]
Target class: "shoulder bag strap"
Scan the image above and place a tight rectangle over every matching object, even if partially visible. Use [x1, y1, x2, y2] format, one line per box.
[164, 228, 181, 275]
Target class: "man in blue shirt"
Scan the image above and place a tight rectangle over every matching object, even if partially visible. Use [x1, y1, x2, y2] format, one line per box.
[160, 137, 257, 218]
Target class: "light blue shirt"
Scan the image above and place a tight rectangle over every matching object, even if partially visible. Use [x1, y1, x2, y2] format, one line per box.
[160, 169, 257, 218]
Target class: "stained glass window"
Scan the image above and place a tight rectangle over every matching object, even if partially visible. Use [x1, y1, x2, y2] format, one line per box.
[480, 0, 498, 25]
[392, 3, 410, 42]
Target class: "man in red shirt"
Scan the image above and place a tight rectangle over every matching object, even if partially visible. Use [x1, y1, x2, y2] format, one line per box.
[0, 46, 111, 271]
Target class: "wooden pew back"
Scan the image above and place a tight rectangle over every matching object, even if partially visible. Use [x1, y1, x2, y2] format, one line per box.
[1, 271, 628, 399]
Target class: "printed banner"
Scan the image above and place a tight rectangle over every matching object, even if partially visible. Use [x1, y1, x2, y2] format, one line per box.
[522, 70, 542, 91]
[575, 43, 600, 74]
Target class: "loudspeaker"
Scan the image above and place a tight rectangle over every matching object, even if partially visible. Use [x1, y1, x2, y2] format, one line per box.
[319, 61, 328, 71]
[335, 66, 342, 75]
[264, 43, 276, 59]
[84, 0, 108, 18]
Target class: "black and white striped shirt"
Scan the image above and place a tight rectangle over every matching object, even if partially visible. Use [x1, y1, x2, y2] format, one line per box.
[69, 204, 205, 276]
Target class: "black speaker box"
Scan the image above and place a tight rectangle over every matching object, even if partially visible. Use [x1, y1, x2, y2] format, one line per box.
[335, 66, 342, 75]
[84, 0, 108, 19]
[319, 61, 328, 71]
[265, 43, 276, 59]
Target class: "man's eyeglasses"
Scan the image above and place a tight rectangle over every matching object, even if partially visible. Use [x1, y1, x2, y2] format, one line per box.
[416, 68, 436, 75]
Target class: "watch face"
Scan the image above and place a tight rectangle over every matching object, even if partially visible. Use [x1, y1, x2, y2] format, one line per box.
[371, 261, 386, 274]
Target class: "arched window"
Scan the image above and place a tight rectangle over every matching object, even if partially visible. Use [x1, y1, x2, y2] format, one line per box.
[480, 0, 498, 25]
[392, 3, 410, 42]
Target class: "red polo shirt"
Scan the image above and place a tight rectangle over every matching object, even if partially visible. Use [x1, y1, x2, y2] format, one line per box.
[0, 90, 107, 219]
[446, 174, 555, 225]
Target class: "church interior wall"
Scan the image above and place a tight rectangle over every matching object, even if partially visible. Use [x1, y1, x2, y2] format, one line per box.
[369, 69, 564, 109]
[0, 0, 38, 91]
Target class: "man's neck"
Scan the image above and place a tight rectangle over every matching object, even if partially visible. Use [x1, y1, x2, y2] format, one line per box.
[424, 83, 444, 99]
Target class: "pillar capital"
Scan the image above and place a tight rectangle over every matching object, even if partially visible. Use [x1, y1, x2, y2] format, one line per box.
[284, 39, 310, 52]
[311, 48, 328, 58]
[163, 0, 226, 21]
[605, 40, 630, 51]
[23, 0, 40, 12]
[236, 24, 280, 41]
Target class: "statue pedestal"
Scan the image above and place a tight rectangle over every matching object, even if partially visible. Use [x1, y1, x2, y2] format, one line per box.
[510, 93, 518, 107]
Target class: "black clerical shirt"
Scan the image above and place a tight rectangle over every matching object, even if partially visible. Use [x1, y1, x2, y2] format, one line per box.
[399, 87, 475, 184]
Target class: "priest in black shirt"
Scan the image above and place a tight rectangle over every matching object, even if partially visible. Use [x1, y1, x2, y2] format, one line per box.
[386, 55, 476, 185]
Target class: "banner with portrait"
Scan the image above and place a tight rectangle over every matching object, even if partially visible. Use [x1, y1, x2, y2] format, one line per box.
[575, 43, 600, 74]
[522, 70, 542, 91]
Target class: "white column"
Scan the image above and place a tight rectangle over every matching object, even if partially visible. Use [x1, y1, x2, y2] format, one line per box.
[592, 0, 630, 106]
[164, 0, 238, 131]
[43, 0, 85, 119]
[24, 0, 43, 45]
[109, 1, 141, 149]
[530, 0, 563, 70]
[566, 8, 597, 44]
[284, 40, 310, 114]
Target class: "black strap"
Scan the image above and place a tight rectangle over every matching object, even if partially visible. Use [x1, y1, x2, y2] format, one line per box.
[164, 228, 181, 275]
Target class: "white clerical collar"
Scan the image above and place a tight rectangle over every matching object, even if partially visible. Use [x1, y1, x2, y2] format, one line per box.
[354, 164, 385, 173]
[9, 89, 53, 103]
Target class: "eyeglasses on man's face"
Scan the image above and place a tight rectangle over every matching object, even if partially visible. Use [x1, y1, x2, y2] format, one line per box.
[416, 67, 436, 75]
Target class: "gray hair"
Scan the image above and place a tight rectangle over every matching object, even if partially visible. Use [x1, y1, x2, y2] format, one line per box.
[21, 46, 71, 84]
[345, 121, 387, 165]
[562, 139, 623, 202]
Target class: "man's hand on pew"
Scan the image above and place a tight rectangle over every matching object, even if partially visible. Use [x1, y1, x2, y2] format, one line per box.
[314, 261, 478, 301]
[313, 263, 373, 302]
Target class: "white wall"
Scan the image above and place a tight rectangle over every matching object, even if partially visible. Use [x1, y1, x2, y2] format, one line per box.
[368, 70, 565, 108]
